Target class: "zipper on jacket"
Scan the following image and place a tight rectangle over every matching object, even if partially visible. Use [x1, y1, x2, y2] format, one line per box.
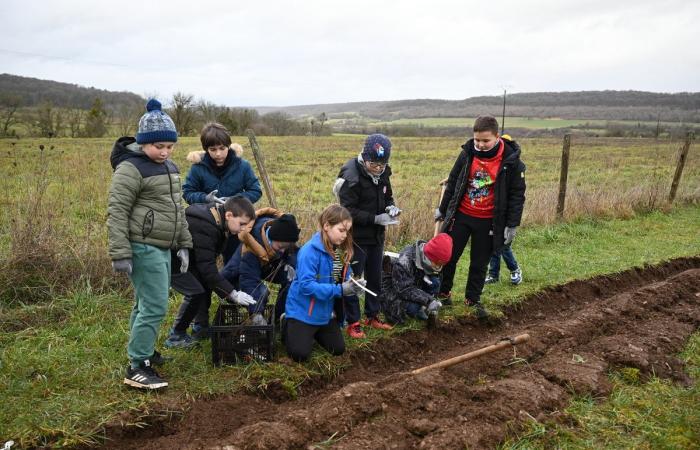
[165, 162, 179, 248]
[308, 297, 315, 316]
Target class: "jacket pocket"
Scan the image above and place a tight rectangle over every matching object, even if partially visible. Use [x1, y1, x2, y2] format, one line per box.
[142, 209, 155, 238]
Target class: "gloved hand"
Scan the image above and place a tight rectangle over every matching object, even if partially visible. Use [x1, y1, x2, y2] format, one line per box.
[427, 299, 442, 314]
[112, 258, 133, 275]
[504, 226, 517, 245]
[374, 213, 396, 226]
[227, 290, 256, 306]
[176, 248, 189, 273]
[434, 208, 444, 222]
[342, 278, 366, 296]
[385, 205, 402, 217]
[284, 264, 296, 282]
[205, 189, 226, 205]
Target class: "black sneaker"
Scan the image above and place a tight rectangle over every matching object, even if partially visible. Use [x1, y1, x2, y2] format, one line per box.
[465, 299, 489, 322]
[124, 360, 168, 390]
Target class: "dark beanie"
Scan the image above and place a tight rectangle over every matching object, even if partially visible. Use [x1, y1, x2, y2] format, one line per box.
[268, 214, 300, 242]
[136, 99, 178, 144]
[361, 133, 391, 162]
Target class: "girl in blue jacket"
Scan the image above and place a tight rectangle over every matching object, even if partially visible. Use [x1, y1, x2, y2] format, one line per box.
[285, 204, 366, 362]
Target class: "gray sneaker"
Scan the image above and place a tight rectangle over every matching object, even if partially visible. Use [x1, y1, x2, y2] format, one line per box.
[164, 329, 199, 349]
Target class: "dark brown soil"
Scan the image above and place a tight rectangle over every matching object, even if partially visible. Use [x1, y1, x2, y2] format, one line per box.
[102, 257, 700, 450]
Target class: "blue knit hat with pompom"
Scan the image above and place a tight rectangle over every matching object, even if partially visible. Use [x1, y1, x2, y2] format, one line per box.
[136, 99, 178, 144]
[361, 133, 391, 162]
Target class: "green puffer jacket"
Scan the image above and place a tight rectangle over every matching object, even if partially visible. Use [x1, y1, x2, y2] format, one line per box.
[108, 137, 192, 260]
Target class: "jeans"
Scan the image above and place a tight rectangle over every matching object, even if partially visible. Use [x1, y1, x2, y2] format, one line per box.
[488, 245, 519, 279]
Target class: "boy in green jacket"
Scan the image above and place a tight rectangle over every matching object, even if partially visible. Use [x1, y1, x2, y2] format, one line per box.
[107, 99, 193, 390]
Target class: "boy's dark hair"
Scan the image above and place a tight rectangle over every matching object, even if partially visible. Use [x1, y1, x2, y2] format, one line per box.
[200, 122, 232, 150]
[223, 196, 255, 219]
[473, 115, 499, 135]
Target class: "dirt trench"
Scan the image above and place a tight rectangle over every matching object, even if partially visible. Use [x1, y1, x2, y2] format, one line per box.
[103, 257, 700, 450]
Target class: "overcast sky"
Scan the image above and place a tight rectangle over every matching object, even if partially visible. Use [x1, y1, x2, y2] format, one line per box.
[1, 0, 698, 107]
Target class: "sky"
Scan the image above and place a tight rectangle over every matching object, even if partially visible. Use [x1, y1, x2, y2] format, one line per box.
[1, 0, 698, 107]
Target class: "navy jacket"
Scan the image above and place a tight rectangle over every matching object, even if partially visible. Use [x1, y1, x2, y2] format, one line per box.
[286, 232, 351, 326]
[183, 150, 262, 205]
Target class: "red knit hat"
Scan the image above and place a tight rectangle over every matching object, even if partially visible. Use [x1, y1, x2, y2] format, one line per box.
[423, 233, 453, 265]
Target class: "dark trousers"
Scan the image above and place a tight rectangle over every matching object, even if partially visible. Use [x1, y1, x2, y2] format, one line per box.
[284, 318, 345, 362]
[173, 236, 241, 330]
[174, 288, 212, 333]
[489, 244, 519, 278]
[439, 212, 493, 303]
[344, 242, 384, 324]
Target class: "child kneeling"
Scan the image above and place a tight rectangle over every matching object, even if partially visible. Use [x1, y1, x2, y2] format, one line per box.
[284, 204, 366, 362]
[381, 233, 453, 324]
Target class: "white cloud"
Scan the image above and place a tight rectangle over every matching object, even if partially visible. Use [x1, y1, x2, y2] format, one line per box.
[1, 0, 698, 106]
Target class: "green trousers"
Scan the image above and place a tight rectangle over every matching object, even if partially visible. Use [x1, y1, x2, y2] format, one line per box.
[128, 242, 171, 368]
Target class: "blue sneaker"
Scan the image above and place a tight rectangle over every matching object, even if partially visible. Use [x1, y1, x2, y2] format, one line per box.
[164, 330, 199, 349]
[510, 268, 523, 285]
[484, 274, 499, 284]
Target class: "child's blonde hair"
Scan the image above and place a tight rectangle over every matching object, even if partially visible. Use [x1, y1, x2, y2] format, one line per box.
[318, 204, 353, 264]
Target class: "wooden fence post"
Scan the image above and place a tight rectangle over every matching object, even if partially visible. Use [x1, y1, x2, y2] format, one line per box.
[556, 134, 571, 220]
[246, 129, 278, 209]
[668, 131, 694, 204]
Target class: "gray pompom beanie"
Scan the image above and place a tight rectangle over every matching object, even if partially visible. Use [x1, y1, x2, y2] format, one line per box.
[136, 99, 178, 144]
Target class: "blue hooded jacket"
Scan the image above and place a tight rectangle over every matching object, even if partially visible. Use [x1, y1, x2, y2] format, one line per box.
[183, 150, 262, 205]
[286, 232, 351, 326]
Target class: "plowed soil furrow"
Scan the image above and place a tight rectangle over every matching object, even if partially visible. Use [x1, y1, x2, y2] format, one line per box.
[103, 257, 700, 450]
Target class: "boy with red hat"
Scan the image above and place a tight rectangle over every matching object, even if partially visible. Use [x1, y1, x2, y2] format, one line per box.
[380, 233, 453, 324]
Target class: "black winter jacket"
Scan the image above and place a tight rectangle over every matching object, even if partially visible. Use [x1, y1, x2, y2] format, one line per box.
[438, 138, 526, 251]
[183, 203, 237, 299]
[336, 157, 395, 245]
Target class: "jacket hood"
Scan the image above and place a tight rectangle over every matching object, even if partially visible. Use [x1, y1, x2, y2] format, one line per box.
[110, 136, 145, 170]
[185, 203, 224, 230]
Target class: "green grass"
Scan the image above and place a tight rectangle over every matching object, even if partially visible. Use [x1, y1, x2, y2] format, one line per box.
[0, 135, 698, 447]
[501, 332, 700, 450]
[1, 204, 699, 448]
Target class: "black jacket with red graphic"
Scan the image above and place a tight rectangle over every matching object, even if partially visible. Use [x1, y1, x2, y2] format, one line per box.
[438, 137, 526, 251]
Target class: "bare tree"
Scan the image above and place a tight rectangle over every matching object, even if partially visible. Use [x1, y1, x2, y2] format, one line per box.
[67, 108, 83, 138]
[169, 92, 195, 136]
[115, 104, 141, 136]
[0, 93, 22, 137]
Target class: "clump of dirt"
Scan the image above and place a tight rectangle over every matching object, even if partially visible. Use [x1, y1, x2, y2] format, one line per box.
[102, 257, 700, 450]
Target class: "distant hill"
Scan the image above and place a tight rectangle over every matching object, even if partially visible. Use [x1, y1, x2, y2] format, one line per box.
[256, 91, 700, 123]
[0, 73, 143, 110]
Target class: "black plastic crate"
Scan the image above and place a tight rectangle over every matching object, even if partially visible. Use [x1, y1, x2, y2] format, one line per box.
[211, 303, 275, 366]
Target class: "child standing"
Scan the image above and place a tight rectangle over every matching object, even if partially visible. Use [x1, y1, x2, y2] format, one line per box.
[485, 245, 522, 285]
[178, 123, 263, 338]
[165, 196, 258, 348]
[435, 116, 526, 321]
[334, 133, 399, 338]
[284, 204, 366, 362]
[108, 99, 192, 390]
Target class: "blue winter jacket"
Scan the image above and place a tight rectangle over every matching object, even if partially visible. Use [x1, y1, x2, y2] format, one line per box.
[286, 232, 351, 326]
[183, 150, 262, 205]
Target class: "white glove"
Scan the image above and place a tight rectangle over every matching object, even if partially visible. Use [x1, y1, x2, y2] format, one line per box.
[205, 189, 226, 205]
[434, 208, 444, 221]
[227, 290, 256, 306]
[285, 264, 296, 282]
[504, 226, 517, 245]
[342, 278, 366, 296]
[385, 205, 402, 217]
[427, 299, 442, 313]
[177, 248, 189, 273]
[374, 213, 397, 226]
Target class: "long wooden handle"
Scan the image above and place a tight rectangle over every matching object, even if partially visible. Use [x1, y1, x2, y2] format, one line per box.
[410, 333, 530, 375]
[433, 179, 448, 237]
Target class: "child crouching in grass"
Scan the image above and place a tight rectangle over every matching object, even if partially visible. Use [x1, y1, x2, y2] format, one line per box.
[283, 204, 366, 362]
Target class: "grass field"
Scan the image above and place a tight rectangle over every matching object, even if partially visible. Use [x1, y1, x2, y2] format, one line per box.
[0, 135, 699, 447]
